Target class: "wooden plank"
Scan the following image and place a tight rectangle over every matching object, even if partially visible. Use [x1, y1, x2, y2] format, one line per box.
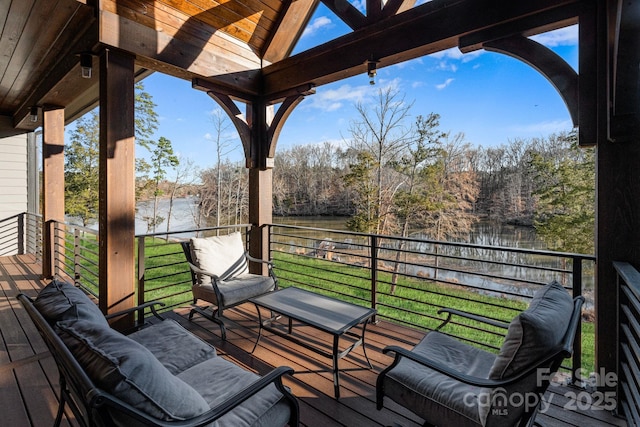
[0, 0, 36, 106]
[0, 0, 71, 109]
[0, 256, 71, 427]
[0, 255, 628, 427]
[98, 10, 260, 80]
[157, 0, 274, 44]
[101, 0, 261, 65]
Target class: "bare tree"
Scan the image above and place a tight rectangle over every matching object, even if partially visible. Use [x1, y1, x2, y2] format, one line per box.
[165, 157, 197, 235]
[345, 87, 414, 235]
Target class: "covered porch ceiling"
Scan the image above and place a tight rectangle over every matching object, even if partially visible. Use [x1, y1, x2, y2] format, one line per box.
[5, 0, 634, 136]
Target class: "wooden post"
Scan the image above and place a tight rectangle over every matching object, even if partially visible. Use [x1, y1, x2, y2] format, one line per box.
[98, 49, 136, 329]
[592, 0, 640, 395]
[247, 100, 273, 274]
[201, 85, 311, 274]
[248, 168, 273, 274]
[41, 106, 65, 279]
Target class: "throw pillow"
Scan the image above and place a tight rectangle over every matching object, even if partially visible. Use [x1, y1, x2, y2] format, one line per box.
[189, 232, 249, 284]
[34, 278, 106, 325]
[57, 320, 210, 421]
[489, 280, 573, 379]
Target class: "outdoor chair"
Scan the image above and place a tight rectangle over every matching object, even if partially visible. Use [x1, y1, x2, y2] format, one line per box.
[376, 280, 584, 427]
[181, 232, 278, 340]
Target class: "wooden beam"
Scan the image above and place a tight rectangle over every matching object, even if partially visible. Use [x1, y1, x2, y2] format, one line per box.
[381, 0, 416, 19]
[610, 0, 640, 142]
[483, 35, 579, 127]
[321, 0, 367, 30]
[262, 0, 580, 96]
[266, 94, 307, 157]
[41, 106, 65, 279]
[262, 0, 318, 63]
[459, 4, 579, 53]
[98, 49, 136, 329]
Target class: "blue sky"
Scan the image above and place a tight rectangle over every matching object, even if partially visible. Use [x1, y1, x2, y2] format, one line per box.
[137, 4, 579, 171]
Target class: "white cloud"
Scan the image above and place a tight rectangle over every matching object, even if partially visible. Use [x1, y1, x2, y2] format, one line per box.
[303, 78, 402, 112]
[531, 25, 578, 47]
[431, 47, 464, 61]
[435, 78, 454, 90]
[304, 83, 370, 111]
[352, 0, 366, 13]
[302, 16, 332, 38]
[509, 119, 574, 134]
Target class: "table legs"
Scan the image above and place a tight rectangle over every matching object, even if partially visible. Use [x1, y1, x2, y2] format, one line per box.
[252, 305, 374, 399]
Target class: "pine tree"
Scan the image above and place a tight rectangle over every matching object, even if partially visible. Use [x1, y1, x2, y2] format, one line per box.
[530, 131, 595, 254]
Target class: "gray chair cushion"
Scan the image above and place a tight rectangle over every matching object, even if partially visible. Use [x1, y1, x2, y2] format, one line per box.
[128, 319, 217, 375]
[57, 320, 210, 421]
[489, 280, 573, 380]
[190, 233, 249, 285]
[34, 278, 107, 325]
[216, 275, 276, 307]
[383, 331, 496, 427]
[177, 356, 291, 427]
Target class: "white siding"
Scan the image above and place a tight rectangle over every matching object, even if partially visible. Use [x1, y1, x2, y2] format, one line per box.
[0, 133, 29, 220]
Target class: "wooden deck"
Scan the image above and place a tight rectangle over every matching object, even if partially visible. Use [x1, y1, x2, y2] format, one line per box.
[0, 254, 627, 427]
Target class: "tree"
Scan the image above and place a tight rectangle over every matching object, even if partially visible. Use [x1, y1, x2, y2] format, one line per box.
[529, 131, 595, 254]
[196, 110, 247, 228]
[134, 81, 159, 151]
[343, 150, 380, 232]
[140, 136, 179, 233]
[165, 157, 197, 234]
[65, 82, 164, 227]
[344, 87, 413, 235]
[65, 111, 99, 226]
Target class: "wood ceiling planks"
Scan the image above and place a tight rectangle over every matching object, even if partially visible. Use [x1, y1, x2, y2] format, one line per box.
[0, 0, 91, 115]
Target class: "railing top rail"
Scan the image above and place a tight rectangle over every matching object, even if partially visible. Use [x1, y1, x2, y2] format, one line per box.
[269, 223, 595, 261]
[614, 261, 640, 292]
[135, 224, 252, 239]
[52, 221, 99, 235]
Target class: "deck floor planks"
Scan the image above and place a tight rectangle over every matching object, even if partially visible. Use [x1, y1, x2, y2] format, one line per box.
[0, 255, 73, 427]
[0, 254, 627, 427]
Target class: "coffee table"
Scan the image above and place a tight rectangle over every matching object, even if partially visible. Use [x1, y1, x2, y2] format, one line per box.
[250, 287, 377, 399]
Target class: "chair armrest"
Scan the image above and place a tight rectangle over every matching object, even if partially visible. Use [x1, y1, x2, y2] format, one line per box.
[382, 345, 567, 388]
[245, 253, 274, 267]
[436, 308, 510, 331]
[104, 301, 166, 322]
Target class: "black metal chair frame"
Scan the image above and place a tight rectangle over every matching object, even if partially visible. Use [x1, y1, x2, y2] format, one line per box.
[181, 241, 278, 340]
[376, 296, 585, 427]
[17, 293, 299, 427]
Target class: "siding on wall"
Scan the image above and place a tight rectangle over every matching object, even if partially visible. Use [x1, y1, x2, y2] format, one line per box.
[0, 134, 29, 220]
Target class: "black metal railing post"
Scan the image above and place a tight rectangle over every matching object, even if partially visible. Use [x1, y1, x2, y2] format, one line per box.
[137, 236, 146, 326]
[74, 228, 81, 285]
[572, 255, 583, 383]
[17, 213, 24, 255]
[370, 234, 378, 322]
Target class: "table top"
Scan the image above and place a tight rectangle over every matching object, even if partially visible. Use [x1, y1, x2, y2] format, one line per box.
[250, 287, 376, 335]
